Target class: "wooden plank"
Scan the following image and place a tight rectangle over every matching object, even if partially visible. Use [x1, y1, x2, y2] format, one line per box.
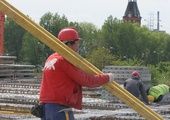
[0, 0, 163, 119]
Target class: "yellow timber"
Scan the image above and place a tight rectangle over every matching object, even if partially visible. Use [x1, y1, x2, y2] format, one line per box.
[0, 0, 163, 119]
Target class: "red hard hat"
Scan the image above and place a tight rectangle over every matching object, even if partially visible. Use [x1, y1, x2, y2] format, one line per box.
[58, 27, 80, 41]
[131, 71, 140, 77]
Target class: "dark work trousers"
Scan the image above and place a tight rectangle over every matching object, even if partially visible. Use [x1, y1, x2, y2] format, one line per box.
[41, 103, 75, 120]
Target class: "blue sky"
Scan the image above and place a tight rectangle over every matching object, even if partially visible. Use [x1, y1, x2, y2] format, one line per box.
[7, 0, 170, 34]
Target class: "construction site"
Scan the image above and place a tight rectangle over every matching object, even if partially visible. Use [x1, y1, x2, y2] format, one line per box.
[0, 0, 170, 120]
[0, 59, 170, 120]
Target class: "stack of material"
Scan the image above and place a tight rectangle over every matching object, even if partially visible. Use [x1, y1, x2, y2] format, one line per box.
[0, 56, 35, 80]
[101, 66, 151, 101]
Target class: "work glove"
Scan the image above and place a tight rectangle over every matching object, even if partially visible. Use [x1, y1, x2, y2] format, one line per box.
[107, 73, 115, 83]
[146, 102, 151, 105]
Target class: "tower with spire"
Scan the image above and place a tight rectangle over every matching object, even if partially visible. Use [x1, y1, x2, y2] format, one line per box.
[123, 0, 141, 25]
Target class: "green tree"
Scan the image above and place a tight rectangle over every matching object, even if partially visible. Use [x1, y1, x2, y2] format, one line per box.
[156, 32, 170, 62]
[4, 17, 26, 61]
[76, 22, 100, 57]
[100, 15, 170, 66]
[20, 32, 41, 65]
[85, 47, 114, 70]
[101, 16, 121, 56]
[39, 12, 69, 37]
[148, 62, 170, 85]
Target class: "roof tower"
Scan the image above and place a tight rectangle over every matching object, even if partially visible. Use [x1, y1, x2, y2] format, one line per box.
[123, 0, 141, 25]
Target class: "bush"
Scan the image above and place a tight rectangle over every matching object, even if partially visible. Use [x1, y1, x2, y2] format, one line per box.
[148, 62, 170, 85]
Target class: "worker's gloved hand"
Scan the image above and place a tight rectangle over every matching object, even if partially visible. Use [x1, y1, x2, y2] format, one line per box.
[107, 73, 115, 83]
[147, 101, 153, 105]
[145, 102, 151, 105]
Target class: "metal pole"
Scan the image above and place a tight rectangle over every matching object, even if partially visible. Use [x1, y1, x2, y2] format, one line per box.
[157, 11, 160, 32]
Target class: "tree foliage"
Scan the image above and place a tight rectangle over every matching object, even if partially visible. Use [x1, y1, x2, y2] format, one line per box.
[20, 33, 41, 65]
[85, 47, 114, 70]
[4, 17, 26, 61]
[77, 22, 100, 57]
[4, 12, 170, 84]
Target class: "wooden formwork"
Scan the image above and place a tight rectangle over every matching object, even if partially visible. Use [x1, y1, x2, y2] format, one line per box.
[102, 66, 151, 85]
[0, 56, 35, 79]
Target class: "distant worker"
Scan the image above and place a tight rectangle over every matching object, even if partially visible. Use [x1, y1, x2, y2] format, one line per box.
[124, 71, 149, 104]
[147, 84, 170, 103]
[39, 26, 115, 120]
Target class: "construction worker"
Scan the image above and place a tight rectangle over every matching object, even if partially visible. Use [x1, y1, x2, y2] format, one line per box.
[147, 84, 170, 103]
[39, 27, 115, 120]
[124, 71, 149, 104]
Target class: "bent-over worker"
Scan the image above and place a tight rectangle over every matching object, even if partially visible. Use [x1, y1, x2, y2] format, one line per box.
[124, 71, 149, 104]
[147, 84, 170, 103]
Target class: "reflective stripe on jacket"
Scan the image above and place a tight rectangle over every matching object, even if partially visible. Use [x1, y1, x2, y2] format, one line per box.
[148, 84, 169, 99]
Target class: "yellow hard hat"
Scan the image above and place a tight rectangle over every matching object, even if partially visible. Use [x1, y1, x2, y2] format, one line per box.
[147, 95, 154, 102]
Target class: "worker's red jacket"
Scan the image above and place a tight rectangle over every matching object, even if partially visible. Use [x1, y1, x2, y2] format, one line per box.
[39, 53, 109, 110]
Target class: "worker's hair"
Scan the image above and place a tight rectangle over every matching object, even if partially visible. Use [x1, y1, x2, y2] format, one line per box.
[65, 40, 76, 45]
